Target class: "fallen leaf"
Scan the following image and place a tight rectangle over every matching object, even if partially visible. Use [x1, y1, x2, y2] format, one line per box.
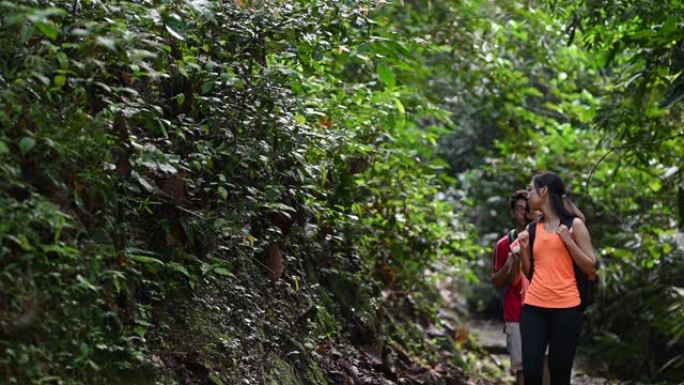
[266, 243, 284, 280]
[158, 176, 187, 204]
[455, 325, 469, 345]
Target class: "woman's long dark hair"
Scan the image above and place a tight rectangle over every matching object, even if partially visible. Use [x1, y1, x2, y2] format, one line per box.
[532, 172, 573, 221]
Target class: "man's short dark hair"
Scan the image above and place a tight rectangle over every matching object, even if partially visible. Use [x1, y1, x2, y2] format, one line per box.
[510, 189, 528, 211]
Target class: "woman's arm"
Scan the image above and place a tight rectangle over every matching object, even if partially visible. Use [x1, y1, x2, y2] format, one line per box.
[558, 218, 596, 274]
[518, 229, 532, 279]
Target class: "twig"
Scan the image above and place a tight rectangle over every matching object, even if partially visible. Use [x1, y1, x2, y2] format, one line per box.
[585, 131, 684, 204]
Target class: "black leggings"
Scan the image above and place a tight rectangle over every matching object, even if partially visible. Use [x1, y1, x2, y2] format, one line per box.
[520, 305, 582, 385]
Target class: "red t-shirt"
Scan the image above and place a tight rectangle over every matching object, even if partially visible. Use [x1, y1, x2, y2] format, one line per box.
[492, 232, 529, 322]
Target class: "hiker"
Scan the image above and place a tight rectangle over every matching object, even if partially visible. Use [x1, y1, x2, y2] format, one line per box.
[525, 198, 583, 385]
[517, 172, 597, 385]
[491, 189, 529, 385]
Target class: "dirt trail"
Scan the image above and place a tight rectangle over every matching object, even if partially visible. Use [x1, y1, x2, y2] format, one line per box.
[437, 278, 618, 385]
[466, 318, 624, 385]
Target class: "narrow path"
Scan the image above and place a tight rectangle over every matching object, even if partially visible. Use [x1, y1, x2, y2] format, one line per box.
[436, 278, 618, 385]
[467, 318, 617, 385]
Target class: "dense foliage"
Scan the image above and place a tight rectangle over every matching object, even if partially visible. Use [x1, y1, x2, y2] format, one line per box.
[1, 0, 682, 384]
[435, 0, 684, 381]
[0, 1, 473, 384]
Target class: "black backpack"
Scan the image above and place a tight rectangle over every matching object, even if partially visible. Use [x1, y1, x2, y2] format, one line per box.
[527, 216, 598, 312]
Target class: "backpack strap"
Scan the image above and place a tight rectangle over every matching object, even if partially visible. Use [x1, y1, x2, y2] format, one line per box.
[507, 229, 517, 244]
[527, 220, 537, 278]
[561, 216, 575, 229]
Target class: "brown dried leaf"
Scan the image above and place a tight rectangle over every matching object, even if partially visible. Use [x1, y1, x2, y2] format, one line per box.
[454, 325, 469, 345]
[115, 151, 132, 178]
[379, 264, 396, 287]
[319, 116, 333, 128]
[360, 344, 383, 367]
[266, 243, 284, 280]
[158, 176, 187, 204]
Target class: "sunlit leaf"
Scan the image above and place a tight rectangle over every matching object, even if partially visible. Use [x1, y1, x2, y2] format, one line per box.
[129, 255, 164, 266]
[34, 21, 58, 40]
[165, 25, 185, 41]
[377, 64, 395, 87]
[96, 36, 116, 51]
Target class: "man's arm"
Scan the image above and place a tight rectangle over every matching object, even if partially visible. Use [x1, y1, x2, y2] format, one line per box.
[492, 249, 520, 290]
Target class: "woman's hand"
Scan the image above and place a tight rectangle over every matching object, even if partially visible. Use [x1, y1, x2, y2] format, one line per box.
[518, 230, 529, 249]
[556, 224, 573, 244]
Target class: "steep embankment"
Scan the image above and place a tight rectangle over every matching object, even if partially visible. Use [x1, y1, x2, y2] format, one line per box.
[0, 2, 473, 383]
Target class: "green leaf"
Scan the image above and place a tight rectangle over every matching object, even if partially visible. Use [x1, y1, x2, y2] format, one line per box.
[377, 65, 395, 88]
[233, 79, 246, 90]
[393, 98, 405, 129]
[201, 81, 214, 94]
[53, 75, 66, 88]
[96, 36, 116, 51]
[168, 262, 190, 277]
[213, 267, 234, 277]
[294, 114, 306, 124]
[218, 186, 228, 199]
[26, 7, 67, 22]
[200, 263, 212, 275]
[129, 255, 165, 266]
[32, 72, 50, 86]
[57, 52, 69, 69]
[76, 275, 99, 292]
[263, 202, 296, 212]
[208, 373, 226, 385]
[36, 376, 63, 384]
[35, 21, 58, 40]
[133, 173, 156, 192]
[662, 17, 677, 35]
[42, 244, 79, 259]
[133, 325, 148, 337]
[18, 137, 36, 154]
[0, 140, 9, 154]
[165, 25, 185, 41]
[174, 93, 186, 106]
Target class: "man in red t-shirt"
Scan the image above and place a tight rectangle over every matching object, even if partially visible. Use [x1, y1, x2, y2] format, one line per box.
[491, 189, 530, 385]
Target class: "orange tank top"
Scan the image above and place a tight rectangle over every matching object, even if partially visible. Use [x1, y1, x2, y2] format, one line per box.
[523, 222, 580, 308]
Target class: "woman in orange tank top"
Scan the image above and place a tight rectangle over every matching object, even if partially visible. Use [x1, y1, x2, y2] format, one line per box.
[516, 172, 597, 385]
